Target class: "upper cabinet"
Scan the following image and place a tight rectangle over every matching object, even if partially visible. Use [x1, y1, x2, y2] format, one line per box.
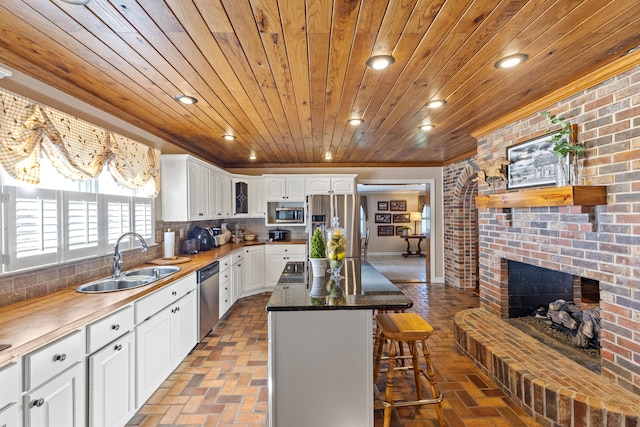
[161, 155, 230, 222]
[232, 176, 264, 218]
[304, 175, 356, 194]
[264, 176, 305, 202]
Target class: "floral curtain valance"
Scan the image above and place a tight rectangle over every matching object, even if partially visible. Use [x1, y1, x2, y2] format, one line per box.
[0, 88, 160, 196]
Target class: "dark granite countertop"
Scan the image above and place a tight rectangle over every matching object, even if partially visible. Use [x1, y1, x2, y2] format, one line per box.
[266, 258, 413, 311]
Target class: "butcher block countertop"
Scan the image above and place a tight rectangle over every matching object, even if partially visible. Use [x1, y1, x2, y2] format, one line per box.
[0, 239, 306, 366]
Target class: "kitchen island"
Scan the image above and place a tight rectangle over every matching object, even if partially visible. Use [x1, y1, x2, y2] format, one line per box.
[266, 259, 412, 427]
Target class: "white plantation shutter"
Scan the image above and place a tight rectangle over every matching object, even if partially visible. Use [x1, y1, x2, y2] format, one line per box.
[5, 186, 60, 271]
[133, 197, 154, 241]
[105, 195, 131, 246]
[65, 192, 98, 257]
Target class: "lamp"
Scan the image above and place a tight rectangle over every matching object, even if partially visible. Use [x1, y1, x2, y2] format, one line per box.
[410, 212, 422, 235]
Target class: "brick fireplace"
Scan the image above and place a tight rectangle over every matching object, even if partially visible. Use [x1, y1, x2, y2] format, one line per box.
[444, 64, 640, 398]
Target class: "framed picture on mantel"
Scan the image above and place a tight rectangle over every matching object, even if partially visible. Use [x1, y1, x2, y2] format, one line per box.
[506, 133, 570, 190]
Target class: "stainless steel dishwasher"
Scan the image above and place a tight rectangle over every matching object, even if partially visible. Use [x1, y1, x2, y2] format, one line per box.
[197, 261, 219, 341]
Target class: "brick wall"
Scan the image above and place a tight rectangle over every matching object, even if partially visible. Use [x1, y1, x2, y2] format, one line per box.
[443, 160, 479, 289]
[444, 65, 640, 395]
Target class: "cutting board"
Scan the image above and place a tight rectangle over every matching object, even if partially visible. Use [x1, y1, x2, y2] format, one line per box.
[148, 257, 191, 265]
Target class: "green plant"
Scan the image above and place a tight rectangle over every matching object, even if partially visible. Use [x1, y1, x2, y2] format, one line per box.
[541, 111, 585, 159]
[310, 227, 326, 258]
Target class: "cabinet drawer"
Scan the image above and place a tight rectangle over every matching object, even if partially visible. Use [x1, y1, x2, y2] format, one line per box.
[0, 362, 18, 409]
[231, 249, 244, 264]
[0, 402, 18, 427]
[264, 244, 307, 256]
[219, 267, 232, 284]
[23, 330, 82, 391]
[219, 289, 232, 317]
[135, 273, 196, 324]
[219, 255, 232, 272]
[219, 276, 231, 295]
[86, 305, 134, 354]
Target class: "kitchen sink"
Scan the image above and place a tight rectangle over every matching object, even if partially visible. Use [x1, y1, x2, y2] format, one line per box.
[76, 266, 181, 293]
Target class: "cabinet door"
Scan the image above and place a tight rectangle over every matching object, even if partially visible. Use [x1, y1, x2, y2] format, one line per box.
[305, 177, 331, 194]
[208, 169, 219, 218]
[331, 176, 355, 194]
[265, 255, 285, 288]
[231, 261, 244, 303]
[220, 174, 232, 217]
[187, 160, 208, 220]
[249, 178, 265, 217]
[0, 403, 18, 427]
[244, 246, 265, 293]
[135, 307, 172, 407]
[24, 363, 85, 427]
[233, 180, 249, 216]
[171, 291, 198, 365]
[285, 177, 305, 201]
[89, 332, 135, 427]
[264, 177, 286, 201]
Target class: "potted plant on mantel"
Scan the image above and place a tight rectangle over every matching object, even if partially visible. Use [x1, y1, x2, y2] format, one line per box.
[541, 111, 586, 186]
[309, 227, 328, 277]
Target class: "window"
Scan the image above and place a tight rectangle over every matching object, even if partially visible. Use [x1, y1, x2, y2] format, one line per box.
[421, 205, 431, 235]
[1, 155, 155, 273]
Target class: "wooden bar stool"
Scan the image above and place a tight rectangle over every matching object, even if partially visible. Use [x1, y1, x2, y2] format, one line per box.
[373, 312, 444, 427]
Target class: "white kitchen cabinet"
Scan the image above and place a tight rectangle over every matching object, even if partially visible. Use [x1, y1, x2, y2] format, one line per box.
[23, 362, 85, 427]
[264, 175, 305, 201]
[217, 172, 232, 218]
[219, 254, 233, 317]
[135, 274, 197, 406]
[161, 155, 219, 221]
[264, 244, 306, 289]
[0, 362, 18, 427]
[89, 331, 135, 427]
[304, 175, 356, 194]
[244, 246, 265, 295]
[0, 403, 18, 427]
[231, 250, 245, 303]
[232, 177, 249, 217]
[249, 177, 265, 217]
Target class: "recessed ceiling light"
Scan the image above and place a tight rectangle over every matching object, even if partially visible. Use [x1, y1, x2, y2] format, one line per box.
[174, 94, 198, 105]
[348, 118, 364, 125]
[222, 134, 236, 141]
[494, 53, 528, 69]
[249, 153, 257, 160]
[427, 99, 447, 109]
[419, 124, 435, 131]
[60, 0, 90, 4]
[325, 152, 333, 160]
[365, 55, 395, 70]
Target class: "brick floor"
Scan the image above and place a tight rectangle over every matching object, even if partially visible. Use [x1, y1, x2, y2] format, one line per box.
[127, 262, 542, 427]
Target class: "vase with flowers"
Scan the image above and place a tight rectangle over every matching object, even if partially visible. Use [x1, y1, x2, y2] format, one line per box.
[542, 111, 585, 186]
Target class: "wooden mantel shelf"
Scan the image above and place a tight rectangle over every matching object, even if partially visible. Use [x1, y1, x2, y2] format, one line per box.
[475, 185, 607, 209]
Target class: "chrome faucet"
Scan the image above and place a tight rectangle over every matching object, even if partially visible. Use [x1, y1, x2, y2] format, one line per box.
[112, 232, 148, 278]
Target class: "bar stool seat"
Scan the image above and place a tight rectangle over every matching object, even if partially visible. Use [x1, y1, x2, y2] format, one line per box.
[373, 312, 444, 427]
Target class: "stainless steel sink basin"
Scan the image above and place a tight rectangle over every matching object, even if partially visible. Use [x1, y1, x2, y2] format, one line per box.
[123, 266, 181, 279]
[76, 265, 181, 293]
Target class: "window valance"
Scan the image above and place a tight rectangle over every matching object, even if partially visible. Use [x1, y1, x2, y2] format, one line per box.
[0, 87, 160, 196]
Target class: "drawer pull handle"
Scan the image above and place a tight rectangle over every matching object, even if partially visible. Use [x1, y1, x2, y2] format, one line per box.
[172, 290, 177, 296]
[112, 324, 120, 331]
[33, 398, 45, 407]
[53, 353, 66, 362]
[114, 344, 123, 351]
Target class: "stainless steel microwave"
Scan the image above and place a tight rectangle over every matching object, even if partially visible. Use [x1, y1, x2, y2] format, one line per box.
[275, 207, 304, 223]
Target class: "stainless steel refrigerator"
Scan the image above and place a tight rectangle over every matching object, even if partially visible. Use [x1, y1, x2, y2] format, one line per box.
[307, 194, 361, 258]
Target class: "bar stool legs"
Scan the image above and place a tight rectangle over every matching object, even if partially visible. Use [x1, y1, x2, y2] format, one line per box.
[373, 313, 445, 427]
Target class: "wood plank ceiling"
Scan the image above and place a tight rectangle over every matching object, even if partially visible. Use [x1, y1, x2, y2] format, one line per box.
[0, 0, 639, 168]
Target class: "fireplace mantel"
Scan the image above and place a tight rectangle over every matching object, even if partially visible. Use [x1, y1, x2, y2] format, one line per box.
[475, 185, 607, 209]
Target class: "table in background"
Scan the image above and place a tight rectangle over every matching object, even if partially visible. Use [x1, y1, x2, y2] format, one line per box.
[401, 234, 427, 257]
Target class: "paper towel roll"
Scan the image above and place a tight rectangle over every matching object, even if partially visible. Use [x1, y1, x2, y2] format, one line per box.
[163, 232, 175, 259]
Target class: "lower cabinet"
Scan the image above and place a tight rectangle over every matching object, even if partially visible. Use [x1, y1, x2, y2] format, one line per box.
[89, 332, 135, 427]
[265, 244, 306, 289]
[23, 362, 85, 427]
[0, 403, 18, 427]
[244, 246, 265, 294]
[135, 278, 197, 407]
